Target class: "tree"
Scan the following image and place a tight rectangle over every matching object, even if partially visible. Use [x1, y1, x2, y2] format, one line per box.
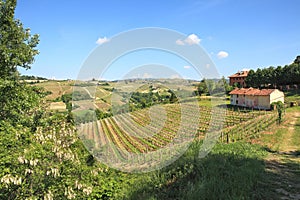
[218, 76, 232, 94]
[274, 66, 283, 87]
[0, 0, 39, 80]
[169, 91, 178, 103]
[272, 101, 284, 124]
[0, 0, 42, 126]
[294, 55, 300, 64]
[245, 69, 256, 87]
[255, 68, 263, 88]
[197, 79, 208, 96]
[266, 66, 275, 88]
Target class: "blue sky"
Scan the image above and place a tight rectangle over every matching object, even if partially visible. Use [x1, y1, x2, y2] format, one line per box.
[15, 0, 300, 80]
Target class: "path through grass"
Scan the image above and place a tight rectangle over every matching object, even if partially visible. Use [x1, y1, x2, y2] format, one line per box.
[260, 107, 300, 200]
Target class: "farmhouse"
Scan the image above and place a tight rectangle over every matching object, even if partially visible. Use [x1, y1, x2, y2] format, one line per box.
[228, 70, 249, 87]
[229, 88, 284, 110]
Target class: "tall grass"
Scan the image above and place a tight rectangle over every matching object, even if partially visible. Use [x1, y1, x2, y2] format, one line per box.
[126, 141, 268, 200]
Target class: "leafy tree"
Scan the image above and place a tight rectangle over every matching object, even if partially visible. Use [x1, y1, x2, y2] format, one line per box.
[255, 68, 263, 88]
[0, 2, 135, 199]
[0, 0, 43, 128]
[169, 90, 178, 103]
[269, 66, 277, 88]
[271, 101, 284, 124]
[0, 0, 39, 80]
[216, 76, 232, 94]
[245, 69, 256, 87]
[294, 55, 300, 64]
[197, 79, 208, 96]
[274, 66, 283, 87]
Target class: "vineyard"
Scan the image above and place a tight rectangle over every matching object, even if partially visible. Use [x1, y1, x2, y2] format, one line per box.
[78, 103, 278, 163]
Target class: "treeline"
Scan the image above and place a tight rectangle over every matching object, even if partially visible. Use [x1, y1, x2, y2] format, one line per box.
[19, 75, 47, 80]
[112, 90, 178, 115]
[245, 56, 300, 88]
[195, 77, 233, 96]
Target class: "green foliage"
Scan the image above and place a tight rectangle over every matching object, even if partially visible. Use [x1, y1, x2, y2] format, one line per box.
[196, 77, 231, 96]
[272, 101, 284, 124]
[1, 112, 103, 199]
[196, 79, 208, 95]
[72, 91, 92, 101]
[128, 141, 268, 200]
[73, 110, 96, 124]
[245, 56, 300, 88]
[95, 108, 112, 120]
[110, 90, 179, 115]
[0, 79, 46, 128]
[19, 75, 47, 80]
[0, 0, 39, 80]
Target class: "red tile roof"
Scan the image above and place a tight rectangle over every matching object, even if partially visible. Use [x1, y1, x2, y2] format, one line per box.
[229, 88, 276, 96]
[228, 71, 249, 78]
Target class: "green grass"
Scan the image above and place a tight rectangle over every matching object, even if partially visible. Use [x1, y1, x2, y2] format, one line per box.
[285, 105, 300, 113]
[292, 110, 300, 148]
[125, 141, 268, 200]
[260, 127, 286, 152]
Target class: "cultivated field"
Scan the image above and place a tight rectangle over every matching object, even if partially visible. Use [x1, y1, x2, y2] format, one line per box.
[78, 102, 277, 163]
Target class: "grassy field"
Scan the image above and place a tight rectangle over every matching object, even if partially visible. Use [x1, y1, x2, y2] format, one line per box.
[35, 80, 74, 100]
[124, 106, 300, 199]
[126, 141, 268, 200]
[254, 106, 300, 199]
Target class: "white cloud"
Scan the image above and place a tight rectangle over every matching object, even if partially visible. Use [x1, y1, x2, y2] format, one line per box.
[185, 34, 201, 45]
[176, 39, 185, 45]
[183, 65, 191, 69]
[96, 37, 109, 45]
[175, 34, 201, 45]
[217, 51, 229, 59]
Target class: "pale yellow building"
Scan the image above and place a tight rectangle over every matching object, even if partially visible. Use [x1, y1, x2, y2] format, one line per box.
[229, 88, 284, 110]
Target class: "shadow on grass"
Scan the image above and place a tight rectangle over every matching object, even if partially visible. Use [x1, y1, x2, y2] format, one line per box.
[125, 142, 300, 200]
[263, 158, 300, 199]
[126, 142, 264, 200]
[263, 146, 300, 157]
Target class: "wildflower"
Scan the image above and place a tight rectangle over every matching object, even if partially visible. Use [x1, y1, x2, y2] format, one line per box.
[83, 187, 92, 195]
[44, 190, 53, 200]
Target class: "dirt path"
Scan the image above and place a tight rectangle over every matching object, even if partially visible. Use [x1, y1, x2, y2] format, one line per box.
[264, 111, 300, 199]
[83, 87, 95, 99]
[56, 82, 64, 95]
[279, 112, 300, 153]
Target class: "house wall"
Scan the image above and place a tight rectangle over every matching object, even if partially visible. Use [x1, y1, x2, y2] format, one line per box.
[229, 77, 246, 87]
[230, 94, 245, 106]
[257, 96, 270, 109]
[230, 89, 284, 110]
[230, 94, 271, 109]
[230, 94, 237, 105]
[270, 89, 284, 104]
[245, 95, 258, 108]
